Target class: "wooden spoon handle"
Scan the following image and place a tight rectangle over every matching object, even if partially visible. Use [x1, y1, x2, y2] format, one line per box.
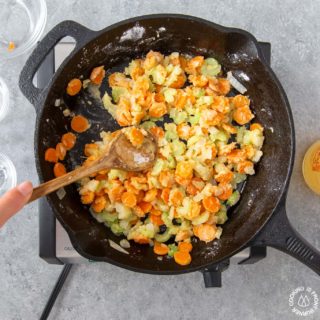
[28, 160, 111, 203]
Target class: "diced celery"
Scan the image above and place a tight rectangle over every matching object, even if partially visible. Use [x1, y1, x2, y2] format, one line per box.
[233, 173, 247, 184]
[163, 88, 177, 103]
[161, 212, 173, 227]
[165, 129, 178, 141]
[227, 191, 240, 207]
[112, 86, 128, 103]
[167, 155, 176, 169]
[108, 169, 127, 182]
[169, 108, 188, 124]
[115, 202, 132, 219]
[165, 65, 182, 87]
[140, 223, 156, 238]
[171, 140, 186, 156]
[192, 211, 210, 225]
[111, 222, 124, 235]
[196, 96, 213, 107]
[155, 230, 172, 243]
[100, 211, 118, 223]
[192, 87, 205, 98]
[189, 113, 201, 125]
[150, 65, 167, 85]
[140, 121, 156, 130]
[216, 206, 228, 224]
[194, 162, 212, 180]
[236, 126, 246, 144]
[168, 243, 178, 257]
[210, 130, 229, 142]
[151, 159, 165, 176]
[201, 58, 221, 77]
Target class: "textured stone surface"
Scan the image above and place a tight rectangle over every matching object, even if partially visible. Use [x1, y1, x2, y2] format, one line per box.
[0, 0, 319, 319]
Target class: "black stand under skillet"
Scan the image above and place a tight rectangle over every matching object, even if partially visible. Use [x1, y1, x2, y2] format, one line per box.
[37, 42, 271, 319]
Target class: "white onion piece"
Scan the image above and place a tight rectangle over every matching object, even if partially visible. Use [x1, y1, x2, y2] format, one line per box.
[108, 239, 129, 254]
[227, 71, 247, 94]
[119, 239, 130, 249]
[54, 99, 61, 107]
[56, 188, 66, 200]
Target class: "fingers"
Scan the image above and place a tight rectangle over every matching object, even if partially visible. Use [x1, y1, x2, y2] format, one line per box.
[0, 181, 33, 228]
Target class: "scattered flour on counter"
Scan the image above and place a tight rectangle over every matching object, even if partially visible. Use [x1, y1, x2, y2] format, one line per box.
[119, 24, 145, 42]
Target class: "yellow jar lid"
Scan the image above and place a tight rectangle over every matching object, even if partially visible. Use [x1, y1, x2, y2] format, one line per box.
[302, 140, 320, 195]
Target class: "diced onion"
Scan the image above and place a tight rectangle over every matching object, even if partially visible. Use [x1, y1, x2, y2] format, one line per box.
[56, 188, 66, 200]
[227, 71, 247, 94]
[119, 239, 131, 249]
[54, 99, 61, 107]
[108, 239, 129, 254]
[63, 108, 71, 117]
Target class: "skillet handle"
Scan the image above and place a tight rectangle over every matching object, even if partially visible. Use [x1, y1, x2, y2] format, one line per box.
[19, 20, 95, 108]
[252, 199, 320, 276]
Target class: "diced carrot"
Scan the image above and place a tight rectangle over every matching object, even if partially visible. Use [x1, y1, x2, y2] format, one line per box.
[153, 242, 169, 255]
[7, 41, 15, 51]
[81, 191, 95, 204]
[96, 174, 108, 181]
[150, 207, 162, 216]
[176, 161, 193, 179]
[45, 148, 58, 163]
[175, 175, 190, 188]
[53, 162, 67, 177]
[174, 251, 192, 266]
[174, 91, 187, 109]
[90, 65, 105, 85]
[154, 92, 165, 103]
[121, 192, 137, 208]
[108, 185, 125, 203]
[176, 123, 191, 140]
[186, 182, 198, 196]
[149, 126, 164, 139]
[237, 160, 253, 174]
[217, 78, 231, 95]
[217, 184, 233, 201]
[129, 127, 144, 146]
[148, 102, 167, 118]
[61, 132, 76, 150]
[71, 115, 90, 133]
[132, 235, 150, 244]
[169, 189, 184, 207]
[202, 196, 221, 213]
[170, 73, 186, 89]
[91, 196, 107, 213]
[178, 242, 192, 253]
[158, 170, 175, 188]
[232, 95, 250, 109]
[150, 214, 164, 226]
[66, 78, 82, 96]
[193, 224, 216, 243]
[161, 188, 170, 204]
[56, 143, 67, 161]
[143, 188, 158, 202]
[215, 172, 233, 184]
[84, 143, 99, 157]
[250, 123, 264, 131]
[138, 201, 152, 213]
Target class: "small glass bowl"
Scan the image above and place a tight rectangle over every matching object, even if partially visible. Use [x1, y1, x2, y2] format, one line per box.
[0, 153, 17, 197]
[0, 77, 9, 122]
[0, 0, 47, 59]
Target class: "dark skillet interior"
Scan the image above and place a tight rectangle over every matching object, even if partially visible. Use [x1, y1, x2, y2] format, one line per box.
[36, 15, 293, 273]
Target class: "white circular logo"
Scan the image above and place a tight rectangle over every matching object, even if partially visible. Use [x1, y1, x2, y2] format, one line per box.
[289, 287, 318, 317]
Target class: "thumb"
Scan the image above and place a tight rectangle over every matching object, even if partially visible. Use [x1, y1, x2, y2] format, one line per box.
[0, 181, 33, 228]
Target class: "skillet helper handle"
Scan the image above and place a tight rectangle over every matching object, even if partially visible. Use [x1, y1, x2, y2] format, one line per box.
[19, 20, 95, 107]
[253, 201, 320, 276]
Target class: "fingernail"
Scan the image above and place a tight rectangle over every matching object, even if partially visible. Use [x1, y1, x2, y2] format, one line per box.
[17, 181, 33, 197]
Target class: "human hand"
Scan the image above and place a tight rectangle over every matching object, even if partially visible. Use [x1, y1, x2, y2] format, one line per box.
[0, 181, 33, 228]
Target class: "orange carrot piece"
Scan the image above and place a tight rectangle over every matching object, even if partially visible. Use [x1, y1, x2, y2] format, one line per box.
[217, 184, 233, 201]
[148, 102, 167, 118]
[150, 207, 162, 216]
[91, 196, 107, 213]
[7, 41, 15, 51]
[81, 191, 95, 204]
[138, 201, 152, 213]
[174, 251, 192, 266]
[150, 214, 164, 226]
[178, 242, 193, 253]
[53, 162, 67, 177]
[153, 242, 169, 255]
[90, 66, 105, 85]
[56, 143, 67, 161]
[193, 224, 216, 243]
[149, 126, 164, 139]
[250, 123, 264, 131]
[66, 78, 82, 96]
[202, 196, 221, 213]
[160, 188, 170, 204]
[61, 132, 76, 150]
[121, 192, 137, 208]
[45, 148, 58, 163]
[71, 115, 90, 133]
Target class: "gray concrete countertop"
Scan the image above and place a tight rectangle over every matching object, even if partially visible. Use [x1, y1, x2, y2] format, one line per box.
[0, 0, 319, 319]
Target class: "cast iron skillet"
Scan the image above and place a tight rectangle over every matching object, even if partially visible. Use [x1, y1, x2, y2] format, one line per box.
[19, 14, 320, 275]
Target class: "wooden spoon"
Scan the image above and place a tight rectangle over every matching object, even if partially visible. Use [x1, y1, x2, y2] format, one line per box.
[28, 132, 157, 203]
